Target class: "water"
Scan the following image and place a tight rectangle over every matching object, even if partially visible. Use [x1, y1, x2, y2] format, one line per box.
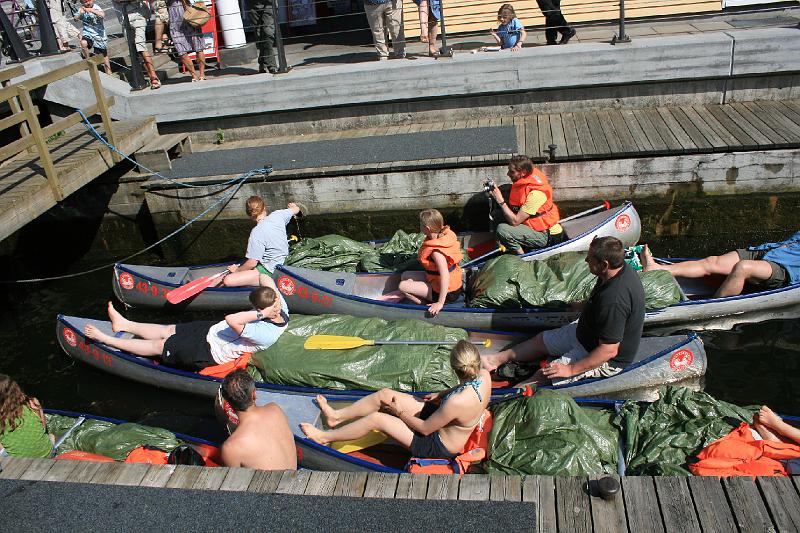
[1, 191, 799, 441]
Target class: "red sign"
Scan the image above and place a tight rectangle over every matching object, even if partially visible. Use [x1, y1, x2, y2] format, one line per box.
[63, 328, 77, 347]
[669, 349, 694, 371]
[278, 276, 295, 296]
[119, 272, 134, 290]
[615, 214, 631, 232]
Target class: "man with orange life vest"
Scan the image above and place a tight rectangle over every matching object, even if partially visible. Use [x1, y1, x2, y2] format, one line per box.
[488, 155, 565, 254]
[396, 209, 463, 317]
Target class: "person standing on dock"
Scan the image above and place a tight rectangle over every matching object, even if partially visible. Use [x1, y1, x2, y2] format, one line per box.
[535, 0, 575, 45]
[363, 0, 406, 61]
[488, 155, 565, 254]
[248, 0, 278, 74]
[222, 196, 302, 287]
[218, 370, 297, 470]
[483, 236, 645, 386]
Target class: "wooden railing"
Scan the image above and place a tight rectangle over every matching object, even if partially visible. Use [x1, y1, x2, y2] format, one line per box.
[0, 56, 116, 201]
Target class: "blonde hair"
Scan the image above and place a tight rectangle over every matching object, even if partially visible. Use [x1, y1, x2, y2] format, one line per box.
[450, 340, 481, 381]
[419, 209, 445, 234]
[245, 196, 267, 219]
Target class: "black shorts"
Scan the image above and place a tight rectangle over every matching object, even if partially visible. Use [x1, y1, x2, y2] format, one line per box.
[432, 286, 463, 304]
[736, 249, 789, 289]
[82, 36, 108, 56]
[162, 320, 216, 371]
[409, 402, 458, 459]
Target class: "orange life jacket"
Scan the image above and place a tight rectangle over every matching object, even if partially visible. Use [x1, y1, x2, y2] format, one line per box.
[418, 227, 463, 294]
[508, 169, 560, 232]
[125, 446, 169, 464]
[55, 450, 115, 462]
[198, 352, 253, 378]
[689, 422, 800, 477]
[405, 409, 493, 476]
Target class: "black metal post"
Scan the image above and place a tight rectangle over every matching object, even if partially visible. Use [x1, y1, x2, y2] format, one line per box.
[271, 0, 290, 73]
[0, 8, 33, 61]
[547, 143, 557, 162]
[611, 0, 630, 44]
[34, 0, 60, 55]
[437, 0, 452, 57]
[121, 6, 147, 90]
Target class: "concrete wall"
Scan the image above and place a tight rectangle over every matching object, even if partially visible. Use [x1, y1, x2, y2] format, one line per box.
[36, 28, 800, 141]
[142, 148, 800, 220]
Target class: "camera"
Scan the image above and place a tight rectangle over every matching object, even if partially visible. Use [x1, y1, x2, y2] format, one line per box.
[483, 179, 495, 195]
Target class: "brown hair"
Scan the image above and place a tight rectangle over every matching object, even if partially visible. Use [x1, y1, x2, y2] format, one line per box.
[450, 340, 481, 381]
[590, 236, 625, 268]
[249, 286, 277, 310]
[0, 374, 27, 434]
[245, 196, 267, 219]
[508, 155, 533, 174]
[419, 209, 446, 237]
[498, 3, 516, 19]
[221, 369, 255, 412]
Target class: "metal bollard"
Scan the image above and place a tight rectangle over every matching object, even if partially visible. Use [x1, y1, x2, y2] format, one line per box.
[34, 0, 60, 55]
[548, 144, 557, 162]
[611, 0, 630, 44]
[271, 0, 291, 73]
[0, 9, 33, 61]
[121, 6, 147, 90]
[437, 0, 452, 57]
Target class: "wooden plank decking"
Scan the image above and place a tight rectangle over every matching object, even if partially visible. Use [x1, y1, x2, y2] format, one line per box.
[0, 117, 157, 242]
[2, 457, 799, 531]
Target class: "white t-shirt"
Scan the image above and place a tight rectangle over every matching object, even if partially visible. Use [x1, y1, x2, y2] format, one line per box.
[245, 209, 294, 273]
[206, 295, 289, 364]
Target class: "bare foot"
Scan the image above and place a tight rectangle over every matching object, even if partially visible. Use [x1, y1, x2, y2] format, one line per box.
[84, 324, 113, 344]
[106, 301, 129, 333]
[315, 395, 342, 427]
[639, 244, 664, 273]
[753, 420, 780, 441]
[482, 351, 509, 373]
[300, 423, 329, 445]
[757, 405, 783, 429]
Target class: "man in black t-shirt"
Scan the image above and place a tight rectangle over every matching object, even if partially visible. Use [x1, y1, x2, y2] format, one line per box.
[483, 236, 645, 385]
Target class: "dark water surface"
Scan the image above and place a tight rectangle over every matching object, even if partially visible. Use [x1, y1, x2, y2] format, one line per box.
[1, 192, 799, 440]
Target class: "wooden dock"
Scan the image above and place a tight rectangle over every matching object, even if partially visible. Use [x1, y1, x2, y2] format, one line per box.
[0, 60, 156, 242]
[3, 457, 799, 531]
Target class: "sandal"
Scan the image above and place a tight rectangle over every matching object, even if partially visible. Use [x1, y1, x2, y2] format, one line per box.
[150, 77, 161, 90]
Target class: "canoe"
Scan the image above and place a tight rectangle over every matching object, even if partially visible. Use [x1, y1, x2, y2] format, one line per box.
[57, 313, 706, 402]
[44, 409, 221, 466]
[112, 202, 640, 311]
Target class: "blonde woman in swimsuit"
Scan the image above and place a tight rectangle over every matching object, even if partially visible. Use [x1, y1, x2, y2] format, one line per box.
[301, 340, 490, 459]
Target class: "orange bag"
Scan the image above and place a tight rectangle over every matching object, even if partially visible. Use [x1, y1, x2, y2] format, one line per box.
[55, 450, 115, 462]
[125, 446, 169, 464]
[199, 353, 252, 378]
[689, 422, 800, 477]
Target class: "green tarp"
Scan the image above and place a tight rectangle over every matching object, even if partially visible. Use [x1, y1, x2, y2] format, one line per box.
[613, 386, 757, 475]
[486, 390, 620, 476]
[251, 314, 461, 392]
[284, 231, 424, 273]
[47, 414, 182, 460]
[467, 252, 683, 310]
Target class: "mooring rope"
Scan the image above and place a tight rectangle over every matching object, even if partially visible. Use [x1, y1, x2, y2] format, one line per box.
[0, 113, 274, 283]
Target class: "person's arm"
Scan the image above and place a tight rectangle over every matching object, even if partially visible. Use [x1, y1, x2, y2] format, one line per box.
[228, 258, 259, 273]
[428, 251, 449, 317]
[490, 27, 501, 46]
[542, 341, 619, 379]
[511, 26, 526, 51]
[286, 202, 301, 217]
[384, 394, 460, 436]
[225, 309, 262, 335]
[490, 185, 531, 226]
[220, 441, 242, 468]
[90, 5, 105, 17]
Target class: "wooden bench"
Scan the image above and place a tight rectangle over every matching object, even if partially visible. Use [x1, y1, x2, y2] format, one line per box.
[134, 132, 193, 172]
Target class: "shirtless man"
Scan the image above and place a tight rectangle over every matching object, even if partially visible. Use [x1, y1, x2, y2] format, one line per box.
[300, 341, 491, 459]
[219, 369, 297, 470]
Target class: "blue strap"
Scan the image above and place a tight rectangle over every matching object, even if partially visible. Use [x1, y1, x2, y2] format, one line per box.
[443, 378, 483, 403]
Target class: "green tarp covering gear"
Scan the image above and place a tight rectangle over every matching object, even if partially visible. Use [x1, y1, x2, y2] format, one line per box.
[613, 386, 757, 475]
[284, 231, 424, 273]
[486, 390, 619, 476]
[251, 314, 462, 391]
[46, 414, 182, 460]
[467, 252, 682, 310]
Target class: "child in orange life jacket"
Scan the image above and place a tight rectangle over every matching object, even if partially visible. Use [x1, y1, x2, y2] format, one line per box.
[488, 155, 564, 254]
[382, 209, 463, 317]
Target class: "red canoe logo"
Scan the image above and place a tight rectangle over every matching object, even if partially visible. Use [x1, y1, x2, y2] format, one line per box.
[277, 276, 295, 296]
[63, 328, 77, 347]
[615, 214, 631, 232]
[119, 272, 135, 290]
[669, 349, 694, 371]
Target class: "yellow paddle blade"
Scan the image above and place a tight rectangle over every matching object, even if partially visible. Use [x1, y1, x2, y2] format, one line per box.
[330, 430, 388, 454]
[304, 335, 376, 350]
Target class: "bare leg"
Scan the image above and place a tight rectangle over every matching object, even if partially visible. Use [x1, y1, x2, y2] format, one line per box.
[482, 333, 548, 372]
[418, 0, 428, 42]
[715, 260, 774, 298]
[140, 52, 158, 81]
[642, 247, 741, 278]
[84, 324, 166, 357]
[79, 38, 90, 59]
[180, 54, 198, 80]
[754, 405, 800, 444]
[106, 301, 176, 339]
[428, 20, 439, 55]
[154, 19, 165, 50]
[398, 271, 433, 304]
[197, 51, 206, 79]
[222, 270, 260, 287]
[315, 389, 423, 428]
[301, 411, 415, 448]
